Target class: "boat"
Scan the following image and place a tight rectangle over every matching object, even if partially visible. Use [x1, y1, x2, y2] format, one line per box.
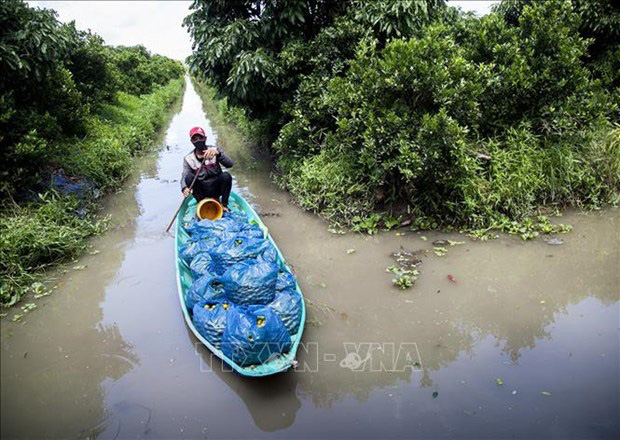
[174, 191, 306, 376]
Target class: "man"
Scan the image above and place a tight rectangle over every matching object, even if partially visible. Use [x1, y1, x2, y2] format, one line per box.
[181, 126, 234, 210]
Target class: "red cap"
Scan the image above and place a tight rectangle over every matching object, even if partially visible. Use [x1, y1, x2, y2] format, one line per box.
[189, 126, 206, 139]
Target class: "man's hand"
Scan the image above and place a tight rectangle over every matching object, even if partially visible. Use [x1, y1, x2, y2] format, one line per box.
[182, 187, 190, 198]
[204, 147, 219, 160]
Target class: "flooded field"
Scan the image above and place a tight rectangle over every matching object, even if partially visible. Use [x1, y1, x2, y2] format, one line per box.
[1, 77, 618, 439]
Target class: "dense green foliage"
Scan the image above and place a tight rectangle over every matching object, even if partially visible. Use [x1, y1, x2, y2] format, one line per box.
[185, 0, 443, 133]
[0, 1, 185, 306]
[186, 0, 619, 230]
[0, 0, 184, 198]
[0, 78, 184, 306]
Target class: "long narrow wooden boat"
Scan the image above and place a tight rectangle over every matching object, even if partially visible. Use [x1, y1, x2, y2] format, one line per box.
[174, 191, 306, 376]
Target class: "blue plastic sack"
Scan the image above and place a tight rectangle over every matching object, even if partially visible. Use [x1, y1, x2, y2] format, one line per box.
[186, 228, 263, 262]
[276, 267, 297, 292]
[51, 173, 94, 199]
[186, 228, 265, 264]
[208, 236, 273, 274]
[259, 244, 278, 264]
[189, 252, 217, 277]
[186, 274, 226, 310]
[180, 236, 200, 260]
[223, 211, 249, 222]
[180, 235, 222, 263]
[221, 305, 292, 366]
[182, 217, 199, 234]
[186, 216, 251, 237]
[268, 288, 302, 335]
[192, 299, 235, 349]
[216, 259, 279, 305]
[234, 227, 266, 241]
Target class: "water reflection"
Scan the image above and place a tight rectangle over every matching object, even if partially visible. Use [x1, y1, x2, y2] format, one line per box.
[189, 327, 302, 432]
[0, 179, 144, 438]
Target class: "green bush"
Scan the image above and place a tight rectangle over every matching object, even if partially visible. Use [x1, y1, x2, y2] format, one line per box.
[264, 0, 620, 227]
[185, 0, 444, 129]
[63, 79, 185, 189]
[0, 1, 185, 307]
[0, 1, 185, 199]
[0, 78, 184, 307]
[186, 0, 619, 232]
[1, 1, 86, 196]
[65, 27, 120, 107]
[285, 151, 374, 222]
[111, 45, 185, 96]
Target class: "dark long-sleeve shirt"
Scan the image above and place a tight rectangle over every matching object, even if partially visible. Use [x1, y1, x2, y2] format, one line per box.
[181, 146, 233, 190]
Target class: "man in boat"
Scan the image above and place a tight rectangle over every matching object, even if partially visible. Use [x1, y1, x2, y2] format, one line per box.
[181, 126, 234, 211]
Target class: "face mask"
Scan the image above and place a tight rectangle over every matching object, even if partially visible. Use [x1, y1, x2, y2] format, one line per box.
[192, 139, 206, 151]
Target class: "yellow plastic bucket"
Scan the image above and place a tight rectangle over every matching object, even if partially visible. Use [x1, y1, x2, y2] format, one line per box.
[196, 198, 223, 221]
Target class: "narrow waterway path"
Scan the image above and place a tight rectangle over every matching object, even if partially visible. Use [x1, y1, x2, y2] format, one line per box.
[2, 77, 618, 439]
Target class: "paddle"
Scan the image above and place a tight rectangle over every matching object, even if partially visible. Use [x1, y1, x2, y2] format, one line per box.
[165, 158, 206, 233]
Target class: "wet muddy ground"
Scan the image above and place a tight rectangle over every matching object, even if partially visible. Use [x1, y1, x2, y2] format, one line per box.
[1, 77, 618, 439]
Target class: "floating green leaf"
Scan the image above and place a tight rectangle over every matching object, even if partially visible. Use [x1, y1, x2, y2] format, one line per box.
[434, 247, 448, 257]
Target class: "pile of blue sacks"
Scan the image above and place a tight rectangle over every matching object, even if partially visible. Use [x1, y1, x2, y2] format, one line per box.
[181, 211, 302, 367]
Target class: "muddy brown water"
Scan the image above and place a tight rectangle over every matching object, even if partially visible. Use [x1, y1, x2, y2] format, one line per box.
[1, 77, 618, 439]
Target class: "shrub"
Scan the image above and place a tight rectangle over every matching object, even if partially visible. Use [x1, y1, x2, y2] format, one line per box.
[270, 0, 619, 227]
[111, 45, 185, 96]
[284, 151, 374, 222]
[0, 78, 185, 307]
[0, 1, 185, 200]
[63, 79, 185, 189]
[188, 0, 619, 229]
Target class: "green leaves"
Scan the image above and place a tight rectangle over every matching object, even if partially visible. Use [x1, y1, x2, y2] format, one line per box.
[0, 1, 72, 81]
[353, 0, 443, 39]
[0, 1, 184, 198]
[187, 0, 619, 230]
[0, 78, 184, 307]
[185, 0, 362, 112]
[227, 49, 280, 99]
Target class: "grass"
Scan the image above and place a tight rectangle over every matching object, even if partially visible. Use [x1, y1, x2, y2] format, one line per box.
[0, 78, 185, 307]
[0, 193, 105, 306]
[63, 79, 185, 190]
